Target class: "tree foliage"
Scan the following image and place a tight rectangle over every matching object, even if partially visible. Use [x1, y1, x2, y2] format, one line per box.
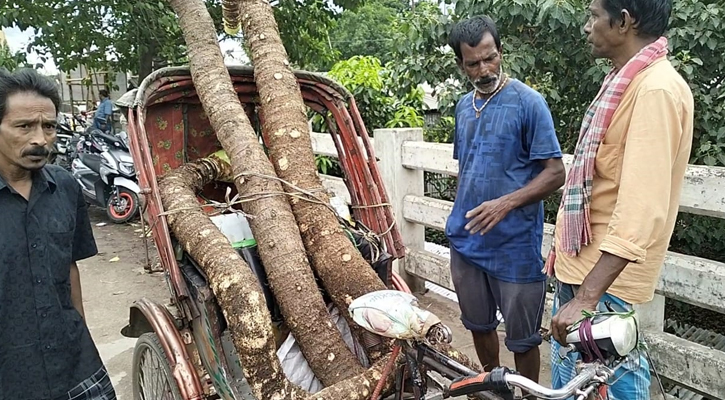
[3, 0, 201, 79]
[325, 55, 424, 131]
[328, 0, 409, 66]
[2, 0, 361, 79]
[0, 43, 28, 71]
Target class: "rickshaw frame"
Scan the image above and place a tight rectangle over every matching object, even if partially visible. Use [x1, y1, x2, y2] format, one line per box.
[118, 65, 408, 399]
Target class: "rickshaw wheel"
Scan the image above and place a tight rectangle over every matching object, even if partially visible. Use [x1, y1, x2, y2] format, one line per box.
[132, 332, 184, 400]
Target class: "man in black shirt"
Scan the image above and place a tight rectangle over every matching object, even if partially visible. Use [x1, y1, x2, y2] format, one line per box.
[0, 69, 116, 399]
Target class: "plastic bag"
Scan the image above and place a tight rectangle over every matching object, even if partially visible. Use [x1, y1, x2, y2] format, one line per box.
[276, 304, 370, 393]
[348, 290, 441, 341]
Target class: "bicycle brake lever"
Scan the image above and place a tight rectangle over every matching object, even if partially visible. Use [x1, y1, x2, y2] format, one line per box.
[444, 367, 512, 398]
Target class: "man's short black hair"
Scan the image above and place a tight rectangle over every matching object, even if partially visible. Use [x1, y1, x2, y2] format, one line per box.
[99, 89, 109, 98]
[448, 15, 502, 61]
[602, 0, 672, 38]
[0, 68, 61, 125]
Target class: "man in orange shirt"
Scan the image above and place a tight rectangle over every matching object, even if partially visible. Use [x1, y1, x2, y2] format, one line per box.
[547, 0, 694, 398]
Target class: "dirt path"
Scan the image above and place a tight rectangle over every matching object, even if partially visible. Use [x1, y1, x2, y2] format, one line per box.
[79, 207, 167, 399]
[79, 207, 551, 398]
[415, 288, 553, 389]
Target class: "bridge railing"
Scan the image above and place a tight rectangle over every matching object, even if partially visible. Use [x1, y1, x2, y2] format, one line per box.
[311, 128, 725, 399]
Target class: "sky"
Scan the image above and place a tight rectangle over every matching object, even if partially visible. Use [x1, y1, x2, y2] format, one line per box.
[3, 26, 250, 75]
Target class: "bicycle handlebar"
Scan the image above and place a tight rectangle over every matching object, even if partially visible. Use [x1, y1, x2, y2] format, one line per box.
[504, 363, 614, 400]
[446, 360, 619, 400]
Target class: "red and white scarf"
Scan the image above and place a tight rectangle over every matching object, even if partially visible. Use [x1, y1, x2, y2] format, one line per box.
[543, 37, 669, 276]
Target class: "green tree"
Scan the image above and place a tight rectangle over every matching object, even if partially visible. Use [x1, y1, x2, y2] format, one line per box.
[388, 0, 724, 160]
[0, 43, 28, 71]
[326, 55, 423, 130]
[385, 1, 460, 115]
[2, 0, 359, 80]
[328, 0, 409, 65]
[3, 1, 195, 81]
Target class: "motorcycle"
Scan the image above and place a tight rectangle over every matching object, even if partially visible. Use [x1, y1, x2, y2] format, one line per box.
[49, 114, 81, 170]
[71, 131, 141, 224]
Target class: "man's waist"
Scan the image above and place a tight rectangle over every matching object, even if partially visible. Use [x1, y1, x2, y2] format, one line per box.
[553, 253, 662, 305]
[448, 242, 546, 282]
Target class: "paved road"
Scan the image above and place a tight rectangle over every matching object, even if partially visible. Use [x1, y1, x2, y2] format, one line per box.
[79, 207, 551, 399]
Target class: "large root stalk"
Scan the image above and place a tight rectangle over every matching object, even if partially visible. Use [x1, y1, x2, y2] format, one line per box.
[168, 0, 365, 386]
[237, 0, 390, 358]
[159, 157, 396, 400]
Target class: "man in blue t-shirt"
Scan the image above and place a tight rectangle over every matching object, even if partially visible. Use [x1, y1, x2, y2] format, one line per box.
[93, 89, 113, 133]
[444, 15, 566, 383]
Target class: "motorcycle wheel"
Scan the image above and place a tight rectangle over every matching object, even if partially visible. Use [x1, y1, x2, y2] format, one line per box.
[107, 187, 140, 224]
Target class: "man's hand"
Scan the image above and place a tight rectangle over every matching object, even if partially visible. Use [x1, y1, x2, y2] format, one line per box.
[70, 262, 85, 320]
[551, 252, 630, 345]
[464, 197, 514, 235]
[551, 296, 599, 345]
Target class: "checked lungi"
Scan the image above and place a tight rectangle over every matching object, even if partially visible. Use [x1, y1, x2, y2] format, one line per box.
[54, 366, 117, 400]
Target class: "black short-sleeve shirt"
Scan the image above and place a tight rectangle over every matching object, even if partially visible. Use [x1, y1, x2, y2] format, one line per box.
[0, 165, 103, 400]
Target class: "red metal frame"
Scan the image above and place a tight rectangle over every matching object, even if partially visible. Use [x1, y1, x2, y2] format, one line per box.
[129, 298, 204, 399]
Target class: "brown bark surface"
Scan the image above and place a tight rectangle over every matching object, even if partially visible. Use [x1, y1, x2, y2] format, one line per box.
[158, 157, 397, 400]
[238, 0, 389, 358]
[168, 0, 364, 386]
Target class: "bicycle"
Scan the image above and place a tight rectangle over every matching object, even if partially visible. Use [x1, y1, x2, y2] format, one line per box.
[349, 290, 639, 400]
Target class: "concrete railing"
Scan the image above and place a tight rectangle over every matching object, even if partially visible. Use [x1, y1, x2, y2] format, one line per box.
[311, 128, 725, 399]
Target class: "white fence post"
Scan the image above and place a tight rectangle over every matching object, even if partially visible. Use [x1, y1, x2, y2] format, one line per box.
[374, 128, 426, 293]
[634, 294, 665, 332]
[635, 293, 666, 397]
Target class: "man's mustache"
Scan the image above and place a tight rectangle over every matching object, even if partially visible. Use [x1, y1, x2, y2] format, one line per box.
[477, 75, 497, 85]
[23, 147, 50, 157]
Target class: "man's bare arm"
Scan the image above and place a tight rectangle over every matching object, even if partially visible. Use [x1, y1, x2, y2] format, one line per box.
[465, 158, 566, 234]
[550, 252, 629, 344]
[501, 157, 566, 208]
[70, 262, 85, 319]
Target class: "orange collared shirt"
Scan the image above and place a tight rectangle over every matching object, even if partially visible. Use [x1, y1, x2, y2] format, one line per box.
[554, 58, 695, 304]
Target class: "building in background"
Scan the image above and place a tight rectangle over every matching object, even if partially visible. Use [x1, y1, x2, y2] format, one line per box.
[58, 65, 128, 109]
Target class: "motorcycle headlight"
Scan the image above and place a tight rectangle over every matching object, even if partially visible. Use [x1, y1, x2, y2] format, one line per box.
[119, 162, 135, 176]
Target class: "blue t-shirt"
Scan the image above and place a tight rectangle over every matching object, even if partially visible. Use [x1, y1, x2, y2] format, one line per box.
[444, 79, 562, 283]
[95, 98, 113, 121]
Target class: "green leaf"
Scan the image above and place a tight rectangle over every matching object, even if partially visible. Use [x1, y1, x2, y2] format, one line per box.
[716, 153, 725, 167]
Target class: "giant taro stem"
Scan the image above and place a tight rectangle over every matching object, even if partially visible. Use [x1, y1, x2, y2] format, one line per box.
[167, 0, 365, 387]
[158, 156, 396, 400]
[238, 0, 391, 361]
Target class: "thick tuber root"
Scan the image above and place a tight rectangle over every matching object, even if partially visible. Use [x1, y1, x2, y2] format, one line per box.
[238, 0, 390, 362]
[158, 157, 399, 400]
[167, 0, 365, 386]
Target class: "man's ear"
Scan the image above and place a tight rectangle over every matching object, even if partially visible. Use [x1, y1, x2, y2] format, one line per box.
[619, 9, 637, 34]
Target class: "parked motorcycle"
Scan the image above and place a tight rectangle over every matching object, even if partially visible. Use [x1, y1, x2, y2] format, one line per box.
[49, 114, 81, 170]
[71, 131, 141, 223]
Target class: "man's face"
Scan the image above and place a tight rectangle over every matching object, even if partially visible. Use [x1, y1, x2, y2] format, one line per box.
[0, 92, 57, 172]
[584, 0, 626, 59]
[458, 32, 502, 94]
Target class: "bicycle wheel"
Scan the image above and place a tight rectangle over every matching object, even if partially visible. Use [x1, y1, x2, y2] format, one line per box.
[131, 332, 184, 400]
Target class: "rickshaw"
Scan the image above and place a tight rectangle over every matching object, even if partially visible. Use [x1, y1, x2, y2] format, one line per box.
[118, 66, 638, 400]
